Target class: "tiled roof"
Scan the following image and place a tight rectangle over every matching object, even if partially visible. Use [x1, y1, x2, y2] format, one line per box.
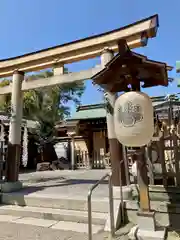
[70, 103, 106, 120]
[70, 97, 180, 121]
[152, 101, 166, 106]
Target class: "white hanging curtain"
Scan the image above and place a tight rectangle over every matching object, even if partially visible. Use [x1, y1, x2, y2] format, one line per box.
[0, 124, 5, 142]
[0, 123, 5, 162]
[22, 124, 28, 167]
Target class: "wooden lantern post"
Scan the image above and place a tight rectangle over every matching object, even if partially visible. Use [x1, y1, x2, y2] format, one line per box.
[92, 39, 172, 213]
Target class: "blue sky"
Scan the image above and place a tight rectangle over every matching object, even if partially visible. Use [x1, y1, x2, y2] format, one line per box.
[0, 0, 179, 113]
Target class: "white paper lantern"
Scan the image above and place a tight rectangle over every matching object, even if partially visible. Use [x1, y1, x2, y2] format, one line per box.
[114, 91, 154, 147]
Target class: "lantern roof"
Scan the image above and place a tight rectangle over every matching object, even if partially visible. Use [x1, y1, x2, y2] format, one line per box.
[92, 40, 173, 92]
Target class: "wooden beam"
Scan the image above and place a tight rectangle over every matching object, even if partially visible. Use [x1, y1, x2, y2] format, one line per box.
[0, 67, 102, 95]
[0, 37, 141, 78]
[0, 15, 158, 77]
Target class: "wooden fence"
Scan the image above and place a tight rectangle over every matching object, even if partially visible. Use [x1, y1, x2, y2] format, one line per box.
[73, 126, 180, 187]
[127, 127, 180, 187]
[75, 149, 111, 169]
[148, 131, 180, 186]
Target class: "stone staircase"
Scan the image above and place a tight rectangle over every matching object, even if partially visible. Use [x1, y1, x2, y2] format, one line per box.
[0, 192, 110, 235]
[0, 192, 178, 240]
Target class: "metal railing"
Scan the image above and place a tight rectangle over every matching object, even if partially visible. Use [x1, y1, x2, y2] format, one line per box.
[87, 172, 115, 240]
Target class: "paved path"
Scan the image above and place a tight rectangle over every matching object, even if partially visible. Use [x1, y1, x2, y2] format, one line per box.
[1, 170, 179, 239]
[0, 220, 178, 240]
[0, 221, 88, 240]
[1, 170, 128, 239]
[0, 221, 130, 240]
[18, 170, 111, 199]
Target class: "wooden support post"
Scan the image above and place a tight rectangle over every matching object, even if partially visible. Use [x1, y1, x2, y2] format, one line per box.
[131, 83, 150, 212]
[88, 129, 93, 169]
[54, 64, 78, 170]
[71, 136, 75, 170]
[6, 70, 24, 182]
[101, 48, 126, 186]
[172, 130, 180, 186]
[158, 133, 167, 187]
[137, 148, 150, 212]
[53, 63, 64, 75]
[67, 131, 76, 170]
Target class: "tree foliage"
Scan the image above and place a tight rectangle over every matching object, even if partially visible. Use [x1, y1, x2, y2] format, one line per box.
[0, 79, 11, 112]
[0, 69, 85, 139]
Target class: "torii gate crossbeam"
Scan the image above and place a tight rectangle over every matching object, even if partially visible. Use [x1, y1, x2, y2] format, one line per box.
[0, 14, 158, 78]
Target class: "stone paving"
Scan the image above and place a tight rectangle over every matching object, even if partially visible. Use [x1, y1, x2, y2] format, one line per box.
[0, 220, 177, 240]
[19, 169, 110, 183]
[0, 221, 132, 240]
[18, 169, 111, 199]
[0, 221, 89, 240]
[0, 170, 127, 240]
[0, 170, 177, 239]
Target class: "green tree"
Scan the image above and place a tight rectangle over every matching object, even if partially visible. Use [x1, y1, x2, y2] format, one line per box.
[0, 79, 11, 112]
[0, 69, 85, 139]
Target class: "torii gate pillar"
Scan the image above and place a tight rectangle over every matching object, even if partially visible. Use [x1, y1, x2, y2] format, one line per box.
[6, 70, 24, 183]
[101, 48, 126, 186]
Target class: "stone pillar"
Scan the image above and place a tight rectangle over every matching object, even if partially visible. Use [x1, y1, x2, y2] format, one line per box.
[6, 70, 24, 182]
[101, 48, 126, 186]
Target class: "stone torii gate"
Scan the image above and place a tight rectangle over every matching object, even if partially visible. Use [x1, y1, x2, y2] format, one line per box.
[0, 14, 159, 191]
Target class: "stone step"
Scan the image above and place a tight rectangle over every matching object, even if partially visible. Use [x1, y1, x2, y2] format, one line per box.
[1, 193, 109, 213]
[0, 214, 103, 234]
[124, 200, 180, 230]
[132, 184, 180, 203]
[0, 204, 107, 225]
